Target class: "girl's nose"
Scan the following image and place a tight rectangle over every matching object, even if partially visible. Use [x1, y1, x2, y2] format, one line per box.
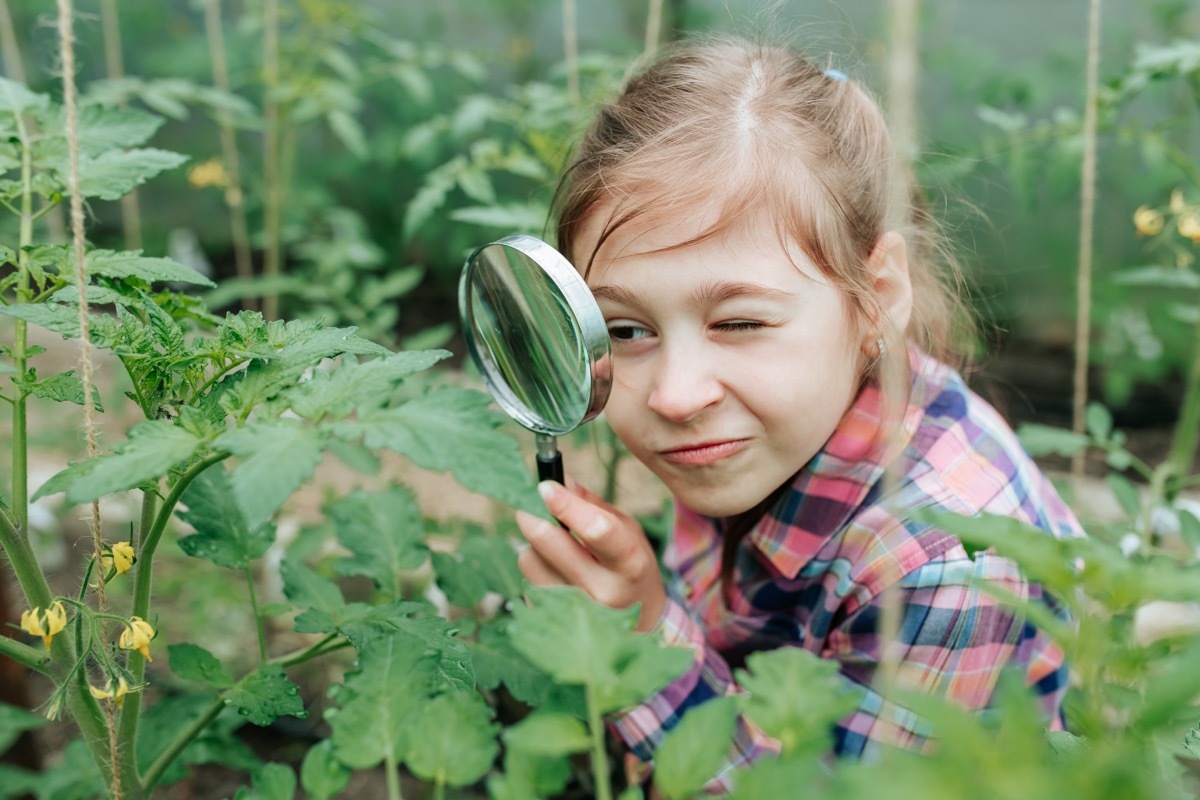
[646, 346, 724, 423]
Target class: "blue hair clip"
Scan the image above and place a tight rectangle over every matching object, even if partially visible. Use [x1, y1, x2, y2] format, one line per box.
[824, 68, 848, 82]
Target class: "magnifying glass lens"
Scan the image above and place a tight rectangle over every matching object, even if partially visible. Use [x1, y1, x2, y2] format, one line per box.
[466, 244, 591, 434]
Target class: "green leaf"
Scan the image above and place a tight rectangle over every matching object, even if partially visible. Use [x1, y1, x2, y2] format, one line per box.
[0, 77, 48, 115]
[470, 618, 551, 706]
[502, 710, 590, 757]
[1178, 509, 1200, 554]
[38, 104, 165, 156]
[404, 691, 499, 788]
[299, 740, 350, 800]
[1084, 402, 1113, 441]
[216, 421, 327, 529]
[168, 643, 234, 689]
[65, 148, 188, 201]
[432, 550, 490, 608]
[509, 586, 691, 713]
[0, 303, 87, 338]
[283, 350, 448, 420]
[336, 387, 543, 516]
[87, 249, 216, 287]
[327, 109, 368, 158]
[0, 703, 46, 755]
[35, 419, 206, 503]
[736, 648, 860, 758]
[654, 696, 738, 800]
[1106, 472, 1142, 520]
[1016, 423, 1089, 457]
[225, 665, 307, 727]
[329, 635, 437, 769]
[328, 485, 428, 599]
[281, 558, 346, 631]
[177, 465, 275, 569]
[450, 203, 548, 232]
[25, 370, 103, 410]
[232, 762, 296, 800]
[458, 533, 524, 599]
[457, 168, 496, 204]
[726, 755, 821, 800]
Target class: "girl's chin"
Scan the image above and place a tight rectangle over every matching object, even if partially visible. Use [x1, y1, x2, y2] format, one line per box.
[662, 479, 776, 519]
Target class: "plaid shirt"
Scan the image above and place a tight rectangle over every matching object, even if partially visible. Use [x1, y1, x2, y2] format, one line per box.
[612, 349, 1082, 788]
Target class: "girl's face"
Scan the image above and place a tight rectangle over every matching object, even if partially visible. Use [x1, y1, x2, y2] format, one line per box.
[578, 206, 867, 518]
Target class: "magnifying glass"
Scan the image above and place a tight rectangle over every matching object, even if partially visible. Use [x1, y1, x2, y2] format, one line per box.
[459, 234, 612, 485]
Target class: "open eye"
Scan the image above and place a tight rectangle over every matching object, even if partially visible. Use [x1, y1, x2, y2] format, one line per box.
[606, 322, 654, 343]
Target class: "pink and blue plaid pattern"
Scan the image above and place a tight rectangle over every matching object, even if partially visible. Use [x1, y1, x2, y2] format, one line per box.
[612, 350, 1081, 788]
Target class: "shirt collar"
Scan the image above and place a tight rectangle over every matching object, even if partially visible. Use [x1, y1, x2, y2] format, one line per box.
[743, 348, 939, 579]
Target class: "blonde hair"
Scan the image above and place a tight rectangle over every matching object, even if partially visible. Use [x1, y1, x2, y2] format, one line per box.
[553, 36, 972, 382]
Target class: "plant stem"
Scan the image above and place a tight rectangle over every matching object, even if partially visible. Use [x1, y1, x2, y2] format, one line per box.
[0, 512, 52, 610]
[433, 776, 446, 800]
[244, 565, 268, 663]
[140, 693, 224, 793]
[12, 111, 33, 537]
[0, 630, 51, 674]
[261, 0, 281, 320]
[1169, 322, 1200, 490]
[562, 0, 579, 105]
[100, 0, 141, 253]
[584, 683, 613, 800]
[118, 454, 226, 756]
[384, 750, 403, 800]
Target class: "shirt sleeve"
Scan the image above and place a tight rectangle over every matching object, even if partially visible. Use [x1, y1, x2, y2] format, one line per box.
[829, 546, 1070, 759]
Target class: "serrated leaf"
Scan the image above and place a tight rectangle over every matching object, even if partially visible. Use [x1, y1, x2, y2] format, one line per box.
[0, 77, 49, 115]
[0, 303, 85, 338]
[432, 550, 489, 608]
[654, 697, 738, 800]
[283, 350, 448, 420]
[736, 648, 859, 758]
[0, 703, 47, 754]
[335, 387, 542, 516]
[458, 534, 524, 599]
[36, 420, 205, 503]
[328, 485, 427, 599]
[65, 148, 188, 200]
[26, 370, 103, 410]
[225, 665, 306, 726]
[232, 762, 296, 800]
[177, 465, 275, 569]
[502, 710, 589, 757]
[726, 755, 820, 800]
[38, 104, 164, 156]
[404, 691, 499, 788]
[87, 249, 215, 287]
[281, 558, 346, 631]
[168, 643, 234, 689]
[509, 586, 691, 713]
[300, 740, 350, 800]
[469, 618, 551, 706]
[330, 636, 437, 769]
[388, 615, 475, 692]
[215, 421, 327, 529]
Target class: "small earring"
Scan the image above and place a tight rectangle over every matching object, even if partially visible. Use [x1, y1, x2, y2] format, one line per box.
[876, 337, 886, 360]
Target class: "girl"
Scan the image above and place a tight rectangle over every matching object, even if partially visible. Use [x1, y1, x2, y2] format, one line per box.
[513, 37, 1083, 789]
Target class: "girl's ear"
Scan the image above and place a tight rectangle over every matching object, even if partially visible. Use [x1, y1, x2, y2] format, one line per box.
[866, 231, 913, 341]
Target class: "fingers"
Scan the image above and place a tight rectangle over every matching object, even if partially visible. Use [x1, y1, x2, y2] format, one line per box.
[515, 509, 600, 588]
[536, 481, 642, 569]
[517, 544, 568, 586]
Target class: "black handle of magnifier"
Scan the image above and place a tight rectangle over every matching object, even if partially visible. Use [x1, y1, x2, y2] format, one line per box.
[536, 450, 564, 484]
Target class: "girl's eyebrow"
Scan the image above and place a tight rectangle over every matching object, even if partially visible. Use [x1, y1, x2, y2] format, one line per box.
[590, 281, 793, 311]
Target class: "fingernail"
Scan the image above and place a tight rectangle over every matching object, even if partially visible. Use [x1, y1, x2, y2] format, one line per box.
[537, 481, 557, 503]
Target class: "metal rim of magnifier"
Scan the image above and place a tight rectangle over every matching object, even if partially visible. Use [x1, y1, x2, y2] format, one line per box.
[459, 234, 612, 437]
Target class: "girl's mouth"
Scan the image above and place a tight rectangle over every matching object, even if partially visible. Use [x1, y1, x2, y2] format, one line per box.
[659, 439, 748, 466]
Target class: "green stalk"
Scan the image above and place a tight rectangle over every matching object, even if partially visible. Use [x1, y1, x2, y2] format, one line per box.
[384, 750, 403, 800]
[433, 776, 446, 800]
[117, 454, 226, 756]
[12, 111, 33, 536]
[244, 565, 268, 663]
[1168, 323, 1200, 493]
[584, 683, 613, 800]
[261, 0, 281, 320]
[0, 630, 51, 673]
[0, 504, 52, 610]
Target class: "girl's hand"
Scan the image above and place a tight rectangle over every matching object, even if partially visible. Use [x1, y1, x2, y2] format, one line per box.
[515, 480, 666, 633]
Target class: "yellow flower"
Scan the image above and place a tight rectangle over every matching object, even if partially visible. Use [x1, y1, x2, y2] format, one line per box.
[187, 158, 229, 190]
[107, 541, 135, 576]
[119, 616, 155, 662]
[1133, 205, 1164, 236]
[89, 676, 132, 708]
[1179, 212, 1200, 246]
[20, 601, 67, 649]
[1170, 188, 1186, 214]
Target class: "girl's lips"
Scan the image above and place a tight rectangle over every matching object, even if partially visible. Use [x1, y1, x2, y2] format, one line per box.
[659, 439, 748, 466]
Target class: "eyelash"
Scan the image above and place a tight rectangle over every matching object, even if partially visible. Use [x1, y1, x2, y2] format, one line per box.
[607, 320, 765, 344]
[714, 320, 764, 333]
